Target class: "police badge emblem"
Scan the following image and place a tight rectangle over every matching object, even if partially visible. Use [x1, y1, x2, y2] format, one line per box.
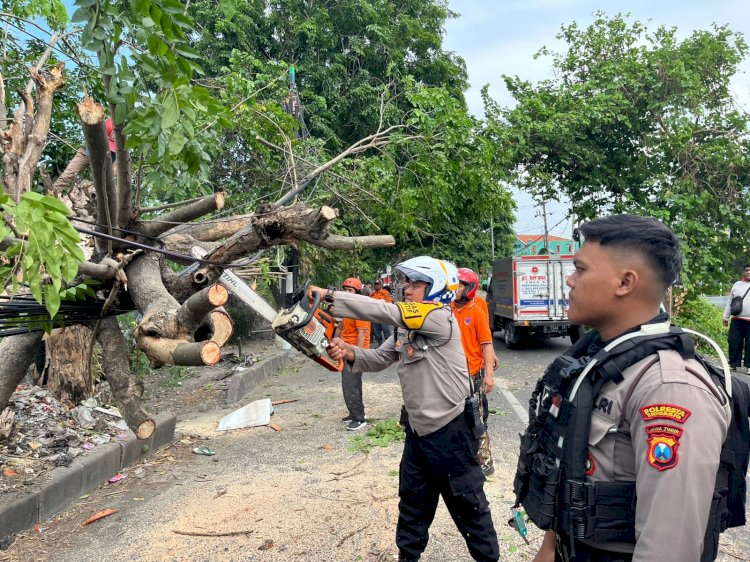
[646, 424, 683, 471]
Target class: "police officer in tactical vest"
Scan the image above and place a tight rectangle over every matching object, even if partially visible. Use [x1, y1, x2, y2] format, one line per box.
[310, 256, 499, 562]
[518, 215, 732, 562]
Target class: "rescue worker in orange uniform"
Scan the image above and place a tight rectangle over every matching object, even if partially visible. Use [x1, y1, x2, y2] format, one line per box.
[335, 277, 371, 430]
[370, 279, 393, 346]
[451, 267, 497, 475]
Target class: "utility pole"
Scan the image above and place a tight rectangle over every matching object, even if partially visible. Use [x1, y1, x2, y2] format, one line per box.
[541, 200, 549, 253]
[490, 218, 495, 261]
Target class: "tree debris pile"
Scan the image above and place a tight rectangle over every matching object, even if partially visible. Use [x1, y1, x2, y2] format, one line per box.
[0, 385, 129, 494]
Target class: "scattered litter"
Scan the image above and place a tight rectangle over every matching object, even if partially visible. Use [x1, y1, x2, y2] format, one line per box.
[71, 406, 96, 429]
[3, 469, 17, 478]
[271, 399, 298, 406]
[269, 424, 281, 432]
[133, 467, 146, 479]
[0, 407, 14, 438]
[192, 447, 215, 456]
[217, 399, 273, 431]
[94, 406, 122, 418]
[0, 385, 134, 495]
[179, 438, 192, 445]
[82, 508, 118, 526]
[105, 419, 129, 431]
[321, 444, 334, 451]
[108, 473, 126, 484]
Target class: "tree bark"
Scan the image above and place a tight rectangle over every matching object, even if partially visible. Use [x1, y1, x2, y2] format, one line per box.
[96, 317, 154, 439]
[44, 326, 93, 406]
[0, 332, 43, 411]
[51, 146, 89, 195]
[77, 96, 117, 254]
[137, 193, 225, 238]
[15, 63, 66, 199]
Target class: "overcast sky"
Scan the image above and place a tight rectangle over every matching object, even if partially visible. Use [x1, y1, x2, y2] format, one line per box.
[444, 0, 750, 238]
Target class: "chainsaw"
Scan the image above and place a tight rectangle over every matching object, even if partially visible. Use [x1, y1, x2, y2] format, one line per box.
[215, 269, 343, 372]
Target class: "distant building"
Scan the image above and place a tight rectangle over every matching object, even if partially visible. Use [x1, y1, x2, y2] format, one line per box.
[512, 234, 576, 256]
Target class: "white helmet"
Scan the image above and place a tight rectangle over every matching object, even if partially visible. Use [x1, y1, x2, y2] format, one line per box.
[395, 256, 460, 304]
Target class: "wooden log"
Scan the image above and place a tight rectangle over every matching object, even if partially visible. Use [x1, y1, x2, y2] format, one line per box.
[175, 284, 228, 333]
[97, 317, 154, 440]
[138, 336, 221, 367]
[208, 309, 233, 347]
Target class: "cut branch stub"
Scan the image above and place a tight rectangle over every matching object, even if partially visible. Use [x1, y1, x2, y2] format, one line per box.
[138, 337, 221, 368]
[206, 309, 233, 348]
[76, 96, 117, 252]
[175, 284, 228, 333]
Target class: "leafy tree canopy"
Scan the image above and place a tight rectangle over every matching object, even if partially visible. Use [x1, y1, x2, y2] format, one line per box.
[491, 12, 750, 293]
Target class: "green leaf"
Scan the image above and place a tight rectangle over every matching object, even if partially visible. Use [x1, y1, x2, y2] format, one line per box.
[70, 7, 91, 24]
[219, 0, 237, 20]
[167, 129, 187, 154]
[161, 90, 179, 129]
[44, 284, 61, 319]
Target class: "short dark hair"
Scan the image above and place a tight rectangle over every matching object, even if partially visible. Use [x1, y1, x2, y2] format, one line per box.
[743, 264, 750, 270]
[579, 214, 681, 289]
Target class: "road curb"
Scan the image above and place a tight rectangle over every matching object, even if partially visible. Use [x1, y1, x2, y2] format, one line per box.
[225, 348, 292, 404]
[0, 411, 176, 541]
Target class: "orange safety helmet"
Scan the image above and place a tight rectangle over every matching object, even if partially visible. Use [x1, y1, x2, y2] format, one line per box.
[342, 277, 363, 293]
[457, 267, 479, 301]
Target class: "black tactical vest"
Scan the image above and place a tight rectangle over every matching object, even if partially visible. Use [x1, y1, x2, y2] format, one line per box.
[512, 323, 749, 561]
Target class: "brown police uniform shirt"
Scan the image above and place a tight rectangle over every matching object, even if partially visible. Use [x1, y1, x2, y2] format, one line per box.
[583, 350, 731, 561]
[331, 291, 469, 436]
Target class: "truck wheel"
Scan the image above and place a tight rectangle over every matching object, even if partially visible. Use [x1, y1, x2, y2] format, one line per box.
[503, 322, 518, 349]
[568, 324, 584, 344]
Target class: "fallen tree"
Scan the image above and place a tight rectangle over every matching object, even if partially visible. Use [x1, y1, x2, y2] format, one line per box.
[0, 71, 396, 439]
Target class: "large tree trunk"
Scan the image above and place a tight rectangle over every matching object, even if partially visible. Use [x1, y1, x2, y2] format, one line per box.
[0, 332, 43, 409]
[44, 326, 94, 406]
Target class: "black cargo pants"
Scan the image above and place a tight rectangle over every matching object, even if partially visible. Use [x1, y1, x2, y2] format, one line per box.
[396, 413, 499, 562]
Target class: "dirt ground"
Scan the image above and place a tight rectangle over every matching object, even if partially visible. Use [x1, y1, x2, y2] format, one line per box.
[2, 337, 748, 561]
[0, 346, 545, 562]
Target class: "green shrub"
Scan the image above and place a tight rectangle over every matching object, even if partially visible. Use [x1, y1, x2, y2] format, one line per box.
[349, 418, 405, 454]
[673, 295, 728, 358]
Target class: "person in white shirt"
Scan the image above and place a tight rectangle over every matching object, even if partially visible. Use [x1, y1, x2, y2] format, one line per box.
[723, 264, 750, 372]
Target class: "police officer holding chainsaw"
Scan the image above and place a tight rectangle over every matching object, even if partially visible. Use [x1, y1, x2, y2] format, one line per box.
[308, 256, 499, 562]
[516, 215, 733, 562]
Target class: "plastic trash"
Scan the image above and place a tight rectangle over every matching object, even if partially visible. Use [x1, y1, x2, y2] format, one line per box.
[217, 399, 274, 431]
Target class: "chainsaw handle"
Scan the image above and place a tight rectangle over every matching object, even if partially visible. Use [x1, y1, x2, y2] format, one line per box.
[276, 290, 320, 336]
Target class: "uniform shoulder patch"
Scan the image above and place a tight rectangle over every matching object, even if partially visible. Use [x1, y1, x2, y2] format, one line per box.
[585, 451, 596, 476]
[646, 424, 683, 471]
[640, 403, 691, 424]
[395, 302, 443, 331]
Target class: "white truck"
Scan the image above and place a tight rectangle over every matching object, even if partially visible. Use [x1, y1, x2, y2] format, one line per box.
[486, 255, 583, 348]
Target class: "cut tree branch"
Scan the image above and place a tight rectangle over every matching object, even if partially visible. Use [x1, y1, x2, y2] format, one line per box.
[77, 96, 117, 253]
[51, 146, 88, 195]
[138, 192, 226, 239]
[96, 317, 154, 439]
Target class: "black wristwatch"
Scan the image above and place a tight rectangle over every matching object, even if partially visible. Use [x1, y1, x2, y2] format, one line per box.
[325, 287, 335, 303]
